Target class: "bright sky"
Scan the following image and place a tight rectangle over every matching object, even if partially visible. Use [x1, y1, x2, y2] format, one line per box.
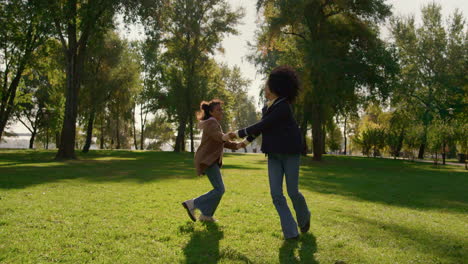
[9, 0, 468, 134]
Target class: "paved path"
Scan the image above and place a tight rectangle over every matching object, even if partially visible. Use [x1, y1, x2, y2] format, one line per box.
[337, 154, 466, 167]
[412, 158, 465, 167]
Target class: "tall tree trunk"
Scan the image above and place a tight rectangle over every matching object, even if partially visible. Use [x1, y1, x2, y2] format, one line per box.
[322, 123, 326, 154]
[174, 117, 187, 152]
[343, 116, 347, 155]
[55, 0, 91, 160]
[418, 143, 426, 159]
[140, 104, 145, 150]
[100, 116, 105, 149]
[108, 116, 114, 149]
[140, 126, 145, 150]
[29, 129, 37, 149]
[56, 55, 81, 159]
[55, 131, 60, 149]
[418, 126, 427, 159]
[442, 142, 446, 165]
[116, 114, 121, 149]
[396, 129, 405, 157]
[45, 126, 49, 150]
[189, 114, 194, 153]
[311, 104, 323, 161]
[131, 105, 137, 150]
[82, 109, 95, 153]
[418, 114, 429, 159]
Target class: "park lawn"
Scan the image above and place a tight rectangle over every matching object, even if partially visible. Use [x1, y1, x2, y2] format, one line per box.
[0, 150, 466, 264]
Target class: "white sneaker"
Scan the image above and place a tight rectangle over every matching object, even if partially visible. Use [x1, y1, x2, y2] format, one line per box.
[182, 199, 197, 222]
[199, 214, 218, 222]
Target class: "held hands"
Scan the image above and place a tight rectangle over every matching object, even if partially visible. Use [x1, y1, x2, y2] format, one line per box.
[229, 131, 245, 150]
[222, 131, 238, 142]
[227, 131, 237, 140]
[222, 131, 246, 150]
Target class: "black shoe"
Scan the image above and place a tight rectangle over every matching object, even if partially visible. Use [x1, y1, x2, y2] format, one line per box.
[300, 220, 310, 233]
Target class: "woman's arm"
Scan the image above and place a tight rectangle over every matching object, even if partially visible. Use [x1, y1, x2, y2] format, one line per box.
[237, 103, 289, 138]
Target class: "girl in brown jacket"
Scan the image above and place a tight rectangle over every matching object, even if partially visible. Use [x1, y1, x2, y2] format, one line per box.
[182, 99, 239, 222]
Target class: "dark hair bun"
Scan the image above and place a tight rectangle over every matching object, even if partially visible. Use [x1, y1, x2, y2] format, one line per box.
[201, 103, 210, 111]
[196, 99, 224, 121]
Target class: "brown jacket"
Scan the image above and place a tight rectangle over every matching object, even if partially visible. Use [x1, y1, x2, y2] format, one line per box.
[194, 118, 237, 175]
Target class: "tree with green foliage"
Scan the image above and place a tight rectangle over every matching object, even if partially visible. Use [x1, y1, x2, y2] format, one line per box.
[44, 0, 119, 158]
[13, 38, 65, 149]
[351, 104, 390, 157]
[384, 109, 412, 159]
[390, 3, 467, 160]
[80, 31, 126, 153]
[106, 41, 142, 150]
[45, 0, 166, 159]
[0, 0, 50, 142]
[133, 37, 165, 150]
[336, 109, 360, 155]
[353, 127, 385, 158]
[220, 65, 257, 134]
[254, 0, 398, 160]
[326, 120, 342, 153]
[162, 0, 243, 152]
[144, 114, 174, 151]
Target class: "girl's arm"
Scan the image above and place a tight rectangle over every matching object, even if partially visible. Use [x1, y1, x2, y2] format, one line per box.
[223, 141, 238, 150]
[204, 120, 225, 143]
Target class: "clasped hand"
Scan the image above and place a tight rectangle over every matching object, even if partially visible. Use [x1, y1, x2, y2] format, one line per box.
[223, 131, 246, 150]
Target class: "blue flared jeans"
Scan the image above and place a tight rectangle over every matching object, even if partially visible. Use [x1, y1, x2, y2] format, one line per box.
[194, 163, 225, 217]
[268, 153, 310, 239]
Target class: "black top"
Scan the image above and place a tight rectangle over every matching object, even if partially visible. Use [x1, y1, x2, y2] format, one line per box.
[238, 97, 303, 154]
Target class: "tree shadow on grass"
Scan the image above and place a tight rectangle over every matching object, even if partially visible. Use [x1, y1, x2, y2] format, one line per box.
[0, 150, 197, 189]
[180, 222, 252, 264]
[299, 155, 468, 213]
[279, 233, 319, 264]
[0, 150, 262, 189]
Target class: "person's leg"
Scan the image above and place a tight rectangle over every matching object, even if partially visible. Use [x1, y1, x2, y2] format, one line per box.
[268, 153, 299, 239]
[193, 163, 225, 217]
[284, 154, 310, 230]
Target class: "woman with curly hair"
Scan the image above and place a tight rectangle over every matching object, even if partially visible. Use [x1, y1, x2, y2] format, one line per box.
[229, 65, 310, 240]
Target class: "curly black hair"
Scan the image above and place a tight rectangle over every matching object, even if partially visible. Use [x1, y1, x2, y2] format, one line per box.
[267, 65, 300, 102]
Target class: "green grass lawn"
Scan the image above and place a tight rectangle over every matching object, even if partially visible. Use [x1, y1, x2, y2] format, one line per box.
[0, 150, 466, 264]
